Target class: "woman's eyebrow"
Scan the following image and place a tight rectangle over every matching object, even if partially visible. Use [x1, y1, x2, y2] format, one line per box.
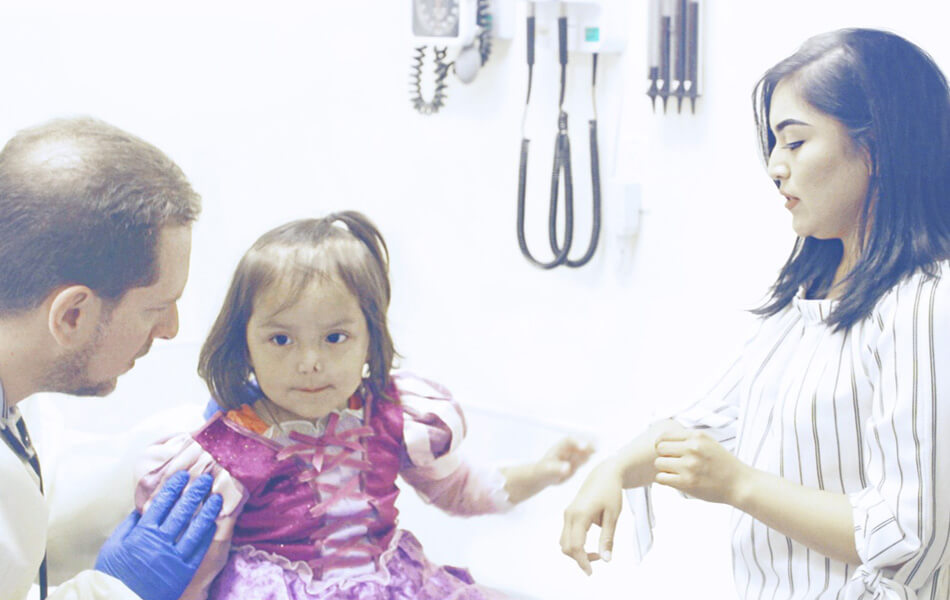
[773, 118, 812, 134]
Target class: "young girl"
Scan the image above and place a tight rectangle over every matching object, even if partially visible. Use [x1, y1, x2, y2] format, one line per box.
[560, 29, 950, 599]
[135, 212, 592, 600]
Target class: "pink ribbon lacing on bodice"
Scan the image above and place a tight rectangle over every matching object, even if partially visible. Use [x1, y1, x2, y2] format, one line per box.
[274, 412, 381, 577]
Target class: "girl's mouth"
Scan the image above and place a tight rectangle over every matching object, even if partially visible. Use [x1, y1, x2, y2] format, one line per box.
[296, 386, 330, 393]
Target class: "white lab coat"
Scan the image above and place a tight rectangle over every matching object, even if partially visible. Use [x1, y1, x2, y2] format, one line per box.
[2, 395, 205, 599]
[0, 411, 139, 600]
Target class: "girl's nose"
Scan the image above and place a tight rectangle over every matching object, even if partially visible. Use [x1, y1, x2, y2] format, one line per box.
[297, 349, 322, 373]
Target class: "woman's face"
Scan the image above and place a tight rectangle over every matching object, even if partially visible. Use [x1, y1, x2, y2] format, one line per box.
[766, 79, 871, 250]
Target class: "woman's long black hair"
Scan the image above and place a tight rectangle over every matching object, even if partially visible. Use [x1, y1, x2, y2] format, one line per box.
[752, 29, 950, 330]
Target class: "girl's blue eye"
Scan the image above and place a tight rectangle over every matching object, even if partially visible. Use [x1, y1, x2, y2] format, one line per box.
[270, 334, 292, 346]
[326, 332, 349, 344]
[785, 141, 803, 150]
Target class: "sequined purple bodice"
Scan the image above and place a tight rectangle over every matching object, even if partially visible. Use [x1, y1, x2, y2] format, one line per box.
[192, 397, 405, 576]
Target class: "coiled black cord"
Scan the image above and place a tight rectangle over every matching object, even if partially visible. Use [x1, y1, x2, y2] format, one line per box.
[410, 46, 450, 115]
[476, 0, 492, 65]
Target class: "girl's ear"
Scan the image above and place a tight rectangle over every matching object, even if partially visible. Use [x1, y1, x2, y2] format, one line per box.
[47, 285, 105, 348]
[245, 347, 255, 373]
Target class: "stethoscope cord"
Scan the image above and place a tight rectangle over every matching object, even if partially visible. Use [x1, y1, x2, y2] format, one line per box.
[547, 110, 575, 258]
[1, 415, 48, 599]
[566, 118, 602, 267]
[517, 11, 602, 269]
[517, 12, 569, 269]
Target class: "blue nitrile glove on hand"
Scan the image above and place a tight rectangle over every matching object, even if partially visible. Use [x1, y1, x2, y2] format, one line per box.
[95, 471, 223, 600]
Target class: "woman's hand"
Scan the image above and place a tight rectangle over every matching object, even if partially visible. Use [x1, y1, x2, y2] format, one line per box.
[502, 437, 594, 504]
[653, 429, 861, 563]
[559, 459, 624, 576]
[653, 429, 750, 505]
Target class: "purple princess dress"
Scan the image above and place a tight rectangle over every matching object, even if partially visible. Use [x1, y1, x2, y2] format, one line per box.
[134, 373, 512, 600]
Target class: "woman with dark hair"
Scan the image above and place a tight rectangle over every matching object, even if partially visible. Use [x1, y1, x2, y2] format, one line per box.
[560, 28, 950, 599]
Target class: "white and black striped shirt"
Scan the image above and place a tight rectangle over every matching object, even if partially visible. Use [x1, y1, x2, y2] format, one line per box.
[631, 261, 950, 599]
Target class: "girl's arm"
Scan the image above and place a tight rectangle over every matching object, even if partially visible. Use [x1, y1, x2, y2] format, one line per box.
[135, 429, 248, 600]
[500, 437, 594, 504]
[653, 428, 859, 564]
[396, 373, 595, 513]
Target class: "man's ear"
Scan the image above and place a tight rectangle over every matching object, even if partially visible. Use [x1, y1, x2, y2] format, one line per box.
[47, 286, 104, 348]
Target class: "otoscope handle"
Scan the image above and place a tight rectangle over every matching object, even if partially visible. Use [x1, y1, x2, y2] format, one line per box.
[687, 3, 699, 92]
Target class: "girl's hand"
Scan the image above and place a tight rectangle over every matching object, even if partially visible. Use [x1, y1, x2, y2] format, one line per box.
[501, 437, 594, 505]
[653, 429, 750, 505]
[538, 437, 596, 486]
[560, 459, 623, 576]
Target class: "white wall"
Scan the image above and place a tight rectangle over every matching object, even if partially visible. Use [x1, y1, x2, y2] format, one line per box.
[6, 1, 950, 598]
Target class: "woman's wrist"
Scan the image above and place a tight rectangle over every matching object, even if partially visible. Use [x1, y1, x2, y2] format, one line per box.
[612, 419, 682, 489]
[603, 451, 646, 490]
[727, 461, 758, 510]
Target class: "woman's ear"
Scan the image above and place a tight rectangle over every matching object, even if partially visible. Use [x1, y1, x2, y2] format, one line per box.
[860, 138, 876, 178]
[47, 285, 105, 348]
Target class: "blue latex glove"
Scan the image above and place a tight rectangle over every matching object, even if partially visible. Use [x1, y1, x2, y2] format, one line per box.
[95, 471, 223, 600]
[202, 397, 222, 421]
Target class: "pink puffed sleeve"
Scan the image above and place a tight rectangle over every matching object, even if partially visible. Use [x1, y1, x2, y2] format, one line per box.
[394, 373, 512, 516]
[134, 428, 249, 600]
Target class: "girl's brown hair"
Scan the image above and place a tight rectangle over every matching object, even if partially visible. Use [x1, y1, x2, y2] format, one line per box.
[198, 211, 395, 409]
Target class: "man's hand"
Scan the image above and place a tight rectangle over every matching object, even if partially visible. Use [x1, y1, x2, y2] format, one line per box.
[95, 471, 222, 600]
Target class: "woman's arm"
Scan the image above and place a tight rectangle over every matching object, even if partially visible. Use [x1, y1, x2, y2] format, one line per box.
[653, 428, 859, 564]
[561, 418, 860, 572]
[738, 466, 859, 563]
[559, 419, 685, 574]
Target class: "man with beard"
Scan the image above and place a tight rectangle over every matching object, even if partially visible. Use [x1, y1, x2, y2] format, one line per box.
[0, 117, 222, 600]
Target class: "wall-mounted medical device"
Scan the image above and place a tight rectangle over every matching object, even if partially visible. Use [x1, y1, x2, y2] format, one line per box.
[516, 0, 626, 269]
[410, 0, 494, 115]
[647, 0, 701, 114]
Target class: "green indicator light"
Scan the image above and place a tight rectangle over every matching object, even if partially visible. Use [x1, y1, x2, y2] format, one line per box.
[585, 27, 600, 42]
